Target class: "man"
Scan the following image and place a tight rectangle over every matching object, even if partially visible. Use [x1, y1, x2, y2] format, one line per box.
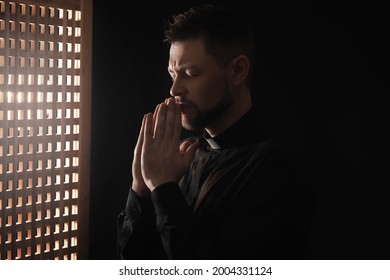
[117, 4, 316, 259]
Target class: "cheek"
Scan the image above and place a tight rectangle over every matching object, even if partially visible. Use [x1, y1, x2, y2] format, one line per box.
[191, 76, 227, 109]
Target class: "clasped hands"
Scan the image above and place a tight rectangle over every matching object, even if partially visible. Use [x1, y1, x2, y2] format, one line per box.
[131, 98, 199, 197]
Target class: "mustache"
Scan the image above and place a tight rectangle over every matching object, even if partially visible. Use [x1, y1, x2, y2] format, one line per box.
[175, 98, 195, 107]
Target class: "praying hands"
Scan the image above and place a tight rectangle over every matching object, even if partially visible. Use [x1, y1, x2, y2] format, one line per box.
[131, 98, 198, 197]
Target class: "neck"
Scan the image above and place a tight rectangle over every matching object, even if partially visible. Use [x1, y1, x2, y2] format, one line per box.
[205, 92, 252, 138]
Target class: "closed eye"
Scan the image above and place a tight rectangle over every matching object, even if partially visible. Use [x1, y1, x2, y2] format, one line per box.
[186, 71, 198, 77]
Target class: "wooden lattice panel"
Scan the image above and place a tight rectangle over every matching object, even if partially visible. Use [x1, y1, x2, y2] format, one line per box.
[0, 0, 84, 260]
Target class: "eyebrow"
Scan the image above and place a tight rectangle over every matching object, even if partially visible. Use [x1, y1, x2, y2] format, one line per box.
[168, 64, 199, 74]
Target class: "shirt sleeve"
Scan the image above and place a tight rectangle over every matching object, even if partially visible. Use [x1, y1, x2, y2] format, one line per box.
[117, 182, 221, 260]
[150, 153, 316, 260]
[116, 188, 167, 259]
[150, 182, 220, 259]
[117, 153, 316, 260]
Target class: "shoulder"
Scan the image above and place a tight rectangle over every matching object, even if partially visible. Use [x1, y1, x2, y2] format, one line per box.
[248, 140, 315, 193]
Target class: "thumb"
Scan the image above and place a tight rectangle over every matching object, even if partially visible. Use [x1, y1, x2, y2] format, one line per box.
[179, 140, 193, 155]
[183, 141, 199, 167]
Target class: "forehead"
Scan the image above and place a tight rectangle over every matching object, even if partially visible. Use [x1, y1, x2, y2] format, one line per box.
[168, 38, 210, 70]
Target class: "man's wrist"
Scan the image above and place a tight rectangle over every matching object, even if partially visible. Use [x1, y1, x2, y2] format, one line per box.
[145, 179, 177, 192]
[131, 181, 151, 197]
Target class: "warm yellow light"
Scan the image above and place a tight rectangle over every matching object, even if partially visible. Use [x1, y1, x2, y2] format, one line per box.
[7, 91, 13, 103]
[0, 1, 86, 260]
[16, 92, 23, 102]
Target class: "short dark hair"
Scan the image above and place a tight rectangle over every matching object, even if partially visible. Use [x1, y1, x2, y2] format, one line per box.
[163, 4, 255, 83]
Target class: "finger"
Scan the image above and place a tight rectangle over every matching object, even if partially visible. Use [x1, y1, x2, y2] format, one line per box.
[183, 141, 199, 166]
[154, 103, 167, 140]
[153, 103, 160, 137]
[172, 101, 182, 142]
[144, 113, 154, 144]
[164, 98, 176, 139]
[134, 115, 146, 157]
[179, 140, 193, 155]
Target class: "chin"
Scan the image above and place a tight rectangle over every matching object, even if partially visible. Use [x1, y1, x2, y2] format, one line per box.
[181, 114, 198, 131]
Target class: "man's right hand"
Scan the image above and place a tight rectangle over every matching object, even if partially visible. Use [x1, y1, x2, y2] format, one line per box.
[131, 114, 150, 197]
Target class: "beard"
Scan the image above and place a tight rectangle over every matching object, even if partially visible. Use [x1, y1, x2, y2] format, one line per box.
[181, 86, 232, 131]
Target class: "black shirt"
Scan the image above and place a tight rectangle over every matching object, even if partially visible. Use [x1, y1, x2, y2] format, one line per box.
[117, 109, 317, 259]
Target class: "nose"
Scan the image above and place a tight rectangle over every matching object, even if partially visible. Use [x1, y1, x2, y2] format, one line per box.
[169, 77, 186, 98]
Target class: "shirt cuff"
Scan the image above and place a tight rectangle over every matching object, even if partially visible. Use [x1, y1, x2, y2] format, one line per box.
[151, 182, 191, 217]
[125, 188, 154, 221]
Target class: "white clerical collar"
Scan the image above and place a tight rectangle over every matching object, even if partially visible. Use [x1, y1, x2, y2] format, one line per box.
[204, 131, 221, 150]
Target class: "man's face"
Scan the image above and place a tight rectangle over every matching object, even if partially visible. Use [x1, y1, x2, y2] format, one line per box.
[168, 37, 232, 130]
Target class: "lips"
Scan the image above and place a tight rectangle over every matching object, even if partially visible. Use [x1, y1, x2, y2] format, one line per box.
[179, 103, 190, 111]
[178, 102, 190, 107]
[176, 99, 191, 108]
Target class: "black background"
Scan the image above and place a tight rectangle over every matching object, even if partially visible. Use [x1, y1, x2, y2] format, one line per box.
[89, 0, 388, 259]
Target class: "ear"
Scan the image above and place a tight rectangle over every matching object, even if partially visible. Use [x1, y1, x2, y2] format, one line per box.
[229, 55, 250, 86]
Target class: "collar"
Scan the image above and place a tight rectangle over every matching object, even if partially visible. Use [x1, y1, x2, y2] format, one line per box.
[204, 108, 270, 150]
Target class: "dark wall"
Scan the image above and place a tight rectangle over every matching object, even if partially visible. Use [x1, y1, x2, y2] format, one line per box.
[90, 1, 388, 259]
